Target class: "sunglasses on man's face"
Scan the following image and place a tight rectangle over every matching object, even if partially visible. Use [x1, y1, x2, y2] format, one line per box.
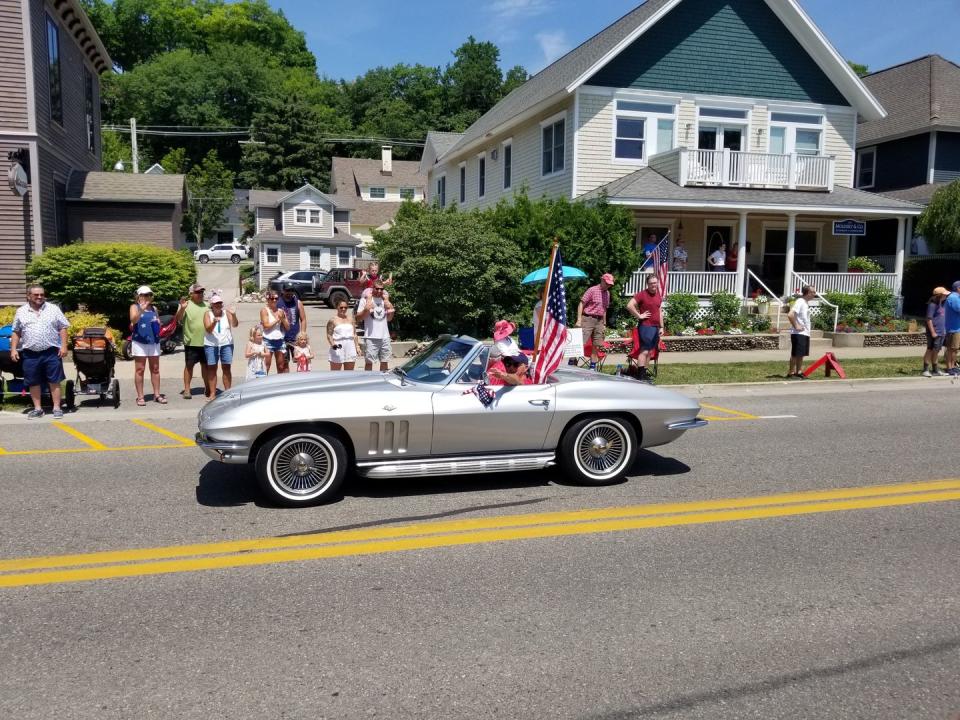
[337, 305, 348, 310]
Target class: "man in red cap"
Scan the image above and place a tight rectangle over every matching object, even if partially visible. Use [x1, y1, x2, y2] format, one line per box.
[576, 273, 615, 370]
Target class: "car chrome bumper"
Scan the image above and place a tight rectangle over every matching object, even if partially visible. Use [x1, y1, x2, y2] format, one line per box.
[666, 418, 709, 431]
[195, 432, 251, 464]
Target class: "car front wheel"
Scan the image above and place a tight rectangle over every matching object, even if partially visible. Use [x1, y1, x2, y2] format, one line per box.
[230, 254, 241, 264]
[559, 416, 637, 485]
[198, 255, 209, 264]
[255, 429, 347, 506]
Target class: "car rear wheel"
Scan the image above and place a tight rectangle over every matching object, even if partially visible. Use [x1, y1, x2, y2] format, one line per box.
[328, 290, 348, 309]
[198, 255, 209, 264]
[230, 254, 241, 264]
[255, 430, 347, 506]
[559, 416, 636, 485]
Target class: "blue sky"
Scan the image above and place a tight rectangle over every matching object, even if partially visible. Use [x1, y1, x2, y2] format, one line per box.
[271, 0, 959, 82]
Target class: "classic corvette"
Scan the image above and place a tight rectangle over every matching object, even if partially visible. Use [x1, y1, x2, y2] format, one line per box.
[196, 336, 706, 506]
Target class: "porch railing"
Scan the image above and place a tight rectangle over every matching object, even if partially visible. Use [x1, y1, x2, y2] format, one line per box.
[746, 269, 782, 330]
[792, 272, 899, 295]
[681, 149, 834, 191]
[792, 272, 838, 332]
[864, 253, 960, 273]
[625, 270, 738, 297]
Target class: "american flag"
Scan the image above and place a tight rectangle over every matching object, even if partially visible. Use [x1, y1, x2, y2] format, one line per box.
[652, 232, 670, 298]
[462, 381, 495, 407]
[532, 247, 567, 384]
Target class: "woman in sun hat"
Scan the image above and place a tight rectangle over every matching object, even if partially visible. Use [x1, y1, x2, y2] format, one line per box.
[922, 286, 950, 377]
[129, 285, 164, 406]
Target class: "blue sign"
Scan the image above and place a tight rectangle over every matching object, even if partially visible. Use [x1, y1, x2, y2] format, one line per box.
[833, 219, 866, 236]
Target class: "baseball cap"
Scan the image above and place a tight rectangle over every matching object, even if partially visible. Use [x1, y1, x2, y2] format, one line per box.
[952, 280, 960, 292]
[502, 353, 529, 366]
[136, 285, 153, 296]
[933, 286, 950, 297]
[209, 293, 223, 304]
[189, 283, 205, 294]
[601, 273, 615, 285]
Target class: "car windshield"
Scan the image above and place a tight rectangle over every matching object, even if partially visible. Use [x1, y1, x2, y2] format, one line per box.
[396, 337, 477, 385]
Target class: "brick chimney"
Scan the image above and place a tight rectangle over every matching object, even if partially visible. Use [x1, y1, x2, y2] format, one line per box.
[381, 145, 393, 175]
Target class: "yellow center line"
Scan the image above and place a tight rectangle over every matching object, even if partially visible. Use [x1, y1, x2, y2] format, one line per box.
[699, 402, 760, 420]
[50, 421, 108, 450]
[1, 478, 959, 576]
[130, 419, 194, 445]
[1, 488, 958, 588]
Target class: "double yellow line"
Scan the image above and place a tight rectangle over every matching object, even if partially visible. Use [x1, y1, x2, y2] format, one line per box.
[2, 479, 959, 588]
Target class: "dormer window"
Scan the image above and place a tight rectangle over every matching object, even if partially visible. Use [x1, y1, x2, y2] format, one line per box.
[296, 208, 307, 224]
[309, 209, 320, 224]
[294, 206, 322, 225]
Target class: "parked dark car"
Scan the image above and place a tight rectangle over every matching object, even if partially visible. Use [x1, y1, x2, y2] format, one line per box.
[315, 267, 367, 307]
[268, 270, 326, 299]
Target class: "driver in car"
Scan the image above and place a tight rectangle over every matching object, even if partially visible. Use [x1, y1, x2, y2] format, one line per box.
[489, 353, 532, 386]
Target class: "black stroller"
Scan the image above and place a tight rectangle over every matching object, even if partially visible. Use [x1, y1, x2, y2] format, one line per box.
[67, 327, 120, 409]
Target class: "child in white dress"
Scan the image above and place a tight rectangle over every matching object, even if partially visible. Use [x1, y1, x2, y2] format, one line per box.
[245, 326, 268, 379]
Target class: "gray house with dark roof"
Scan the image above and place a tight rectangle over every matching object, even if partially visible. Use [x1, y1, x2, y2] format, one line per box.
[330, 147, 425, 243]
[854, 55, 960, 265]
[423, 0, 922, 308]
[249, 184, 364, 288]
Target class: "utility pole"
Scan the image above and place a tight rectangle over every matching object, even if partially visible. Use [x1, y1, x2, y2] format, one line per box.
[129, 117, 139, 173]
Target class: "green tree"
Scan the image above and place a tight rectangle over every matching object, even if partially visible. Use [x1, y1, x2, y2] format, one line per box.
[502, 65, 529, 96]
[847, 60, 869, 77]
[239, 94, 349, 190]
[443, 36, 504, 117]
[916, 180, 960, 252]
[184, 150, 235, 246]
[100, 129, 137, 171]
[370, 203, 525, 339]
[159, 147, 188, 174]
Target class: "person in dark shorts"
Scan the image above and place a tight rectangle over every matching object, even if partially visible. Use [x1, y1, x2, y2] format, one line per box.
[922, 286, 949, 377]
[626, 274, 664, 383]
[174, 283, 209, 398]
[9, 284, 70, 418]
[786, 285, 816, 378]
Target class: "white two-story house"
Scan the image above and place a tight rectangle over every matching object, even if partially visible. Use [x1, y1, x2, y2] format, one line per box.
[423, 0, 922, 306]
[249, 184, 363, 288]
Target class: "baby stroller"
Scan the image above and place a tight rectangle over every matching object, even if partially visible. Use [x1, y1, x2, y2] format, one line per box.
[0, 324, 27, 408]
[67, 327, 119, 409]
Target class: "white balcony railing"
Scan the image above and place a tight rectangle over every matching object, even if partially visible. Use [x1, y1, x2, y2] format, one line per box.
[791, 272, 899, 295]
[625, 270, 739, 297]
[680, 148, 834, 191]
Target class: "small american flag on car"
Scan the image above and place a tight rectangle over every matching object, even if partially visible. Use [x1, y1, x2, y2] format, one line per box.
[462, 381, 495, 407]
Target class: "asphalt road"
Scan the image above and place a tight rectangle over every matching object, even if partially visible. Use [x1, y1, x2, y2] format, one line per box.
[0, 381, 958, 719]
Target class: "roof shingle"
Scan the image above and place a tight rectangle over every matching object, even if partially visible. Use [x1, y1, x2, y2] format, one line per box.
[66, 171, 185, 204]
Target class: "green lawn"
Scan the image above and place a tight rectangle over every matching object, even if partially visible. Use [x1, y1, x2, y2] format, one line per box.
[609, 357, 933, 385]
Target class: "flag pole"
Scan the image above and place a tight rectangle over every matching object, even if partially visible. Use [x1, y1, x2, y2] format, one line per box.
[532, 238, 559, 364]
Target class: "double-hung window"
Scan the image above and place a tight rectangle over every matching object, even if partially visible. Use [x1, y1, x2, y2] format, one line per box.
[856, 147, 876, 189]
[84, 69, 95, 152]
[459, 164, 466, 204]
[478, 155, 486, 198]
[541, 115, 565, 176]
[309, 209, 321, 224]
[614, 100, 676, 163]
[369, 186, 385, 199]
[502, 141, 512, 190]
[295, 208, 307, 224]
[399, 187, 415, 200]
[768, 112, 824, 156]
[436, 176, 446, 208]
[46, 15, 62, 125]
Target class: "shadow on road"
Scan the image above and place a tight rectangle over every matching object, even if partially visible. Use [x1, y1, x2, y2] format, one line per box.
[196, 462, 264, 508]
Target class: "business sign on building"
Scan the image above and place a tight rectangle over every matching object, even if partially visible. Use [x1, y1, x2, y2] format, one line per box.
[832, 219, 866, 236]
[7, 162, 29, 196]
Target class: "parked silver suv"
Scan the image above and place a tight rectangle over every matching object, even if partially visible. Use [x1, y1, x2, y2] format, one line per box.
[194, 243, 248, 264]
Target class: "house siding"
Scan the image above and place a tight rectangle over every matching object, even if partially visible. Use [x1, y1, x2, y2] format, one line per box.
[587, 0, 846, 106]
[256, 207, 278, 234]
[431, 98, 574, 211]
[281, 198, 334, 238]
[0, 140, 33, 304]
[933, 131, 960, 183]
[0, 0, 29, 131]
[67, 202, 179, 247]
[871, 134, 930, 192]
[333, 210, 351, 236]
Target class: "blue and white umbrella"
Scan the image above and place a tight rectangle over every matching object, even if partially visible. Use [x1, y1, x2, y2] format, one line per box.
[521, 265, 588, 285]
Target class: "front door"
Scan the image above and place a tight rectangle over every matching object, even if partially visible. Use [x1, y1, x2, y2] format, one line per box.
[698, 126, 744, 152]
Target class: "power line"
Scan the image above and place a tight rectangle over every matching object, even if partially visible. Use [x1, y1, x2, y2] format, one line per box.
[102, 125, 426, 146]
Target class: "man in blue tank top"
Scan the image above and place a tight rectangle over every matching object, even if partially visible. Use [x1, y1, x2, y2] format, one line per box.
[276, 282, 308, 372]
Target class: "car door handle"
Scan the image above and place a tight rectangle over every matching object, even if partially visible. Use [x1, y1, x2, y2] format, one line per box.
[528, 399, 550, 407]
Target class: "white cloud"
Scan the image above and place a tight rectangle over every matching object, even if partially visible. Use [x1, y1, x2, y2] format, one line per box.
[535, 30, 571, 67]
[490, 0, 553, 19]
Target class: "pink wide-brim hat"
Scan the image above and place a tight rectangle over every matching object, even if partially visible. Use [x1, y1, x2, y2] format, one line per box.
[493, 319, 517, 342]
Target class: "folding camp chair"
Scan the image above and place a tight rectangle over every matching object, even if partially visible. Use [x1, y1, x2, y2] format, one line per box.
[576, 337, 611, 371]
[622, 326, 663, 381]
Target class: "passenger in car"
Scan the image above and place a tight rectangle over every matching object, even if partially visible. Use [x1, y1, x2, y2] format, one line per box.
[489, 354, 532, 386]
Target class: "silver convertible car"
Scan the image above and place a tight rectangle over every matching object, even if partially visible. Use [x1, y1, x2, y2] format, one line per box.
[196, 336, 706, 506]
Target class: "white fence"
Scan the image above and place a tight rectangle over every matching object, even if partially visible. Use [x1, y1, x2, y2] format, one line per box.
[682, 149, 834, 190]
[792, 272, 899, 295]
[625, 270, 739, 296]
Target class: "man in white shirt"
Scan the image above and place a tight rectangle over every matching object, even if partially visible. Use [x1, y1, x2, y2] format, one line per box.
[786, 285, 816, 378]
[708, 244, 726, 272]
[356, 280, 395, 371]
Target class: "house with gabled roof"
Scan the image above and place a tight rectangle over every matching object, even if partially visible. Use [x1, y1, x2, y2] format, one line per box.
[330, 147, 426, 243]
[854, 55, 960, 268]
[248, 184, 364, 289]
[422, 0, 922, 312]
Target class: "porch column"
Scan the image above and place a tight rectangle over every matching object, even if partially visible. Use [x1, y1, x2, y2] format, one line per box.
[783, 212, 797, 297]
[894, 216, 906, 314]
[735, 211, 748, 298]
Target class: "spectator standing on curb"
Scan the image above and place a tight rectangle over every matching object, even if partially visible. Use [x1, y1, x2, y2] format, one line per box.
[277, 282, 307, 368]
[626, 274, 664, 383]
[786, 285, 816, 379]
[129, 285, 165, 406]
[203, 293, 238, 399]
[922, 286, 950, 377]
[9, 284, 69, 419]
[326, 300, 361, 371]
[245, 326, 268, 380]
[356, 280, 395, 371]
[945, 280, 960, 376]
[174, 283, 209, 399]
[260, 290, 289, 374]
[576, 273, 614, 370]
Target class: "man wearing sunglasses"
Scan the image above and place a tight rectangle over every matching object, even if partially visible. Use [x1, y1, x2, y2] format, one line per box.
[174, 283, 209, 398]
[356, 280, 395, 371]
[9, 284, 70, 418]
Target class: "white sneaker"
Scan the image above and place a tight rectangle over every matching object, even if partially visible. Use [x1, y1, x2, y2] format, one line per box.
[932, 368, 944, 376]
[921, 370, 932, 377]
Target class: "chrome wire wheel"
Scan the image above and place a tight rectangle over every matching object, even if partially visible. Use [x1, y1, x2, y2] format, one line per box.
[572, 420, 631, 481]
[267, 433, 338, 498]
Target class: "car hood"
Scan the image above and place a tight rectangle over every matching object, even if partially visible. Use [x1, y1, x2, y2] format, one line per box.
[224, 371, 399, 403]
